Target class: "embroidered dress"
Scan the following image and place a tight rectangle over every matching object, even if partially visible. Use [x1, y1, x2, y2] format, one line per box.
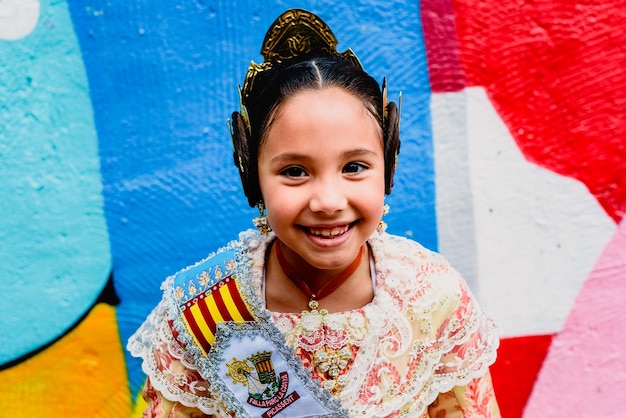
[128, 230, 500, 417]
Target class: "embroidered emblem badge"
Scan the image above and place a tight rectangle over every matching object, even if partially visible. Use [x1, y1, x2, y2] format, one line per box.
[207, 322, 348, 418]
[227, 351, 300, 417]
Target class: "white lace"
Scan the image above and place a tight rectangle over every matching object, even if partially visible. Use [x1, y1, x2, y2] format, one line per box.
[127, 300, 227, 415]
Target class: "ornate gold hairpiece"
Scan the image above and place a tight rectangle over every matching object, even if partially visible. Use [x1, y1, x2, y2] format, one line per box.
[240, 8, 362, 101]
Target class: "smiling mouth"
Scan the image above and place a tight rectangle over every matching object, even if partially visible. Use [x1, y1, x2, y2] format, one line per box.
[304, 223, 352, 238]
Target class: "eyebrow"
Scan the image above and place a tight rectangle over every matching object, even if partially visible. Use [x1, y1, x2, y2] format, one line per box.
[270, 148, 379, 165]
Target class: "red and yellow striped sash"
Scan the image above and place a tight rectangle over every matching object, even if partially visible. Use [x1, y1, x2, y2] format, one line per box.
[173, 250, 256, 355]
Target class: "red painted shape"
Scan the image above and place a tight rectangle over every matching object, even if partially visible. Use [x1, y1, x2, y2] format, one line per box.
[421, 0, 466, 92]
[452, 0, 626, 223]
[490, 334, 553, 418]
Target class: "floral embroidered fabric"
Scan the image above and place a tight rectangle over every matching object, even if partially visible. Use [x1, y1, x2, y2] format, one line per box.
[128, 230, 500, 417]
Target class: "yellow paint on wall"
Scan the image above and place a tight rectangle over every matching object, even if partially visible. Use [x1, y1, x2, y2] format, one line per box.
[131, 392, 148, 418]
[0, 303, 131, 417]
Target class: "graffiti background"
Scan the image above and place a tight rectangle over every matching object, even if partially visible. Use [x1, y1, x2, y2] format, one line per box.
[1, 1, 624, 417]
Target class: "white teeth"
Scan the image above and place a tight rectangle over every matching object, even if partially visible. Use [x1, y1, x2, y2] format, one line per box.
[309, 226, 349, 237]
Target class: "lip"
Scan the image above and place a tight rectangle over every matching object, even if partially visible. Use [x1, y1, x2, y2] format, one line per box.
[298, 221, 356, 247]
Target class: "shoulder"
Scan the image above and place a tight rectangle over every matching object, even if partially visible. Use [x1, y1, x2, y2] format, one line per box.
[369, 232, 463, 293]
[369, 232, 496, 351]
[353, 233, 499, 414]
[369, 232, 449, 266]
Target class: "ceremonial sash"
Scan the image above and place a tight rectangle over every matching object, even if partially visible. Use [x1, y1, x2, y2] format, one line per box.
[169, 246, 348, 418]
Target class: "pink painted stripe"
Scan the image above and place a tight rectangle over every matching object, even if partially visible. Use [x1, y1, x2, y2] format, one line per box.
[525, 219, 625, 416]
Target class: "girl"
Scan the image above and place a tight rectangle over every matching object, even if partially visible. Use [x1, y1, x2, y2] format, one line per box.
[129, 8, 500, 417]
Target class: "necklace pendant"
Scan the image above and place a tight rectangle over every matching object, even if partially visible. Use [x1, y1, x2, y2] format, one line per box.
[307, 299, 328, 315]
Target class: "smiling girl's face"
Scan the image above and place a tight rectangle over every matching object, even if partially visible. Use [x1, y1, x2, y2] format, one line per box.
[258, 87, 386, 274]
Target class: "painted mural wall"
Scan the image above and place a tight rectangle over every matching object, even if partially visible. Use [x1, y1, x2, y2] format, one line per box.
[1, 1, 624, 417]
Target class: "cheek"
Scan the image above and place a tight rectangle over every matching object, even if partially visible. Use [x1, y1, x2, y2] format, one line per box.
[355, 181, 386, 217]
[264, 197, 299, 236]
[371, 180, 387, 218]
[257, 165, 275, 206]
[370, 193, 387, 220]
[259, 182, 295, 224]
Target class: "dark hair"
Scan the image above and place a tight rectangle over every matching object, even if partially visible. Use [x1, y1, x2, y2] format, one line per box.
[231, 56, 400, 207]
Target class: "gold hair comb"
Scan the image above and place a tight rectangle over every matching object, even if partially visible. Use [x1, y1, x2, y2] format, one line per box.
[240, 9, 362, 100]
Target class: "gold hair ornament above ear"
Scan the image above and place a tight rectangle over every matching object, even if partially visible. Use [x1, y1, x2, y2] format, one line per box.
[237, 86, 252, 140]
[381, 73, 401, 197]
[395, 91, 402, 171]
[382, 77, 402, 134]
[382, 77, 388, 123]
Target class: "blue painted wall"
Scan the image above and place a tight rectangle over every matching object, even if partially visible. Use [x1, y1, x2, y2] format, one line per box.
[0, 0, 111, 365]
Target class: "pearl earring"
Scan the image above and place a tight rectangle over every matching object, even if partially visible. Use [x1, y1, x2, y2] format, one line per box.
[253, 202, 272, 236]
[377, 204, 390, 234]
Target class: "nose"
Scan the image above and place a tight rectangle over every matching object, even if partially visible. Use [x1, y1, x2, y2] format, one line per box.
[308, 175, 347, 214]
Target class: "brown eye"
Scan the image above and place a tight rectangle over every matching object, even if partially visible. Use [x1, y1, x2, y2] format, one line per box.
[281, 166, 308, 177]
[343, 162, 367, 174]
